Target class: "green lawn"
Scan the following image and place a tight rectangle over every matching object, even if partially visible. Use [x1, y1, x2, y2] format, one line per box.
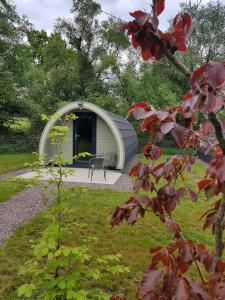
[0, 153, 34, 203]
[0, 153, 35, 175]
[0, 180, 29, 203]
[0, 157, 216, 299]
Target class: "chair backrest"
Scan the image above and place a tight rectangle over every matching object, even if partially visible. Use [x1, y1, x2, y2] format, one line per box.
[92, 158, 105, 168]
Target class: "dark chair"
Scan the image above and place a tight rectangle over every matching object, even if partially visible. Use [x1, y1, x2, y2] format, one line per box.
[88, 157, 108, 181]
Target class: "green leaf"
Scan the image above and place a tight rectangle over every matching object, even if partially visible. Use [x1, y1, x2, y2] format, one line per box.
[58, 280, 66, 290]
[48, 252, 54, 260]
[48, 239, 56, 249]
[107, 265, 130, 274]
[73, 290, 88, 300]
[87, 268, 101, 280]
[17, 283, 36, 298]
[66, 278, 76, 289]
[63, 247, 71, 256]
[41, 114, 49, 121]
[67, 290, 75, 299]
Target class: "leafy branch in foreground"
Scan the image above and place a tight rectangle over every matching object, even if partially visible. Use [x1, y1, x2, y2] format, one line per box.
[18, 114, 129, 299]
[111, 0, 225, 298]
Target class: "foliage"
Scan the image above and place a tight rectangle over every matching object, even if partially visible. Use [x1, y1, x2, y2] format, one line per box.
[0, 0, 35, 128]
[5, 117, 31, 133]
[17, 222, 128, 299]
[1, 0, 225, 135]
[111, 0, 225, 299]
[120, 3, 191, 61]
[181, 1, 225, 67]
[17, 114, 129, 299]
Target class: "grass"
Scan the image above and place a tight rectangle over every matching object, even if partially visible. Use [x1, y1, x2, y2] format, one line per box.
[0, 179, 29, 203]
[0, 153, 35, 175]
[0, 152, 34, 203]
[0, 156, 216, 299]
[160, 147, 195, 155]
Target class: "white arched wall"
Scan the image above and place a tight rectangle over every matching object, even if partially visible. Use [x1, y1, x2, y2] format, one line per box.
[39, 102, 125, 169]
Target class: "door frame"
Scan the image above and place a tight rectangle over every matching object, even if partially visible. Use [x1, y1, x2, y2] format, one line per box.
[72, 112, 96, 167]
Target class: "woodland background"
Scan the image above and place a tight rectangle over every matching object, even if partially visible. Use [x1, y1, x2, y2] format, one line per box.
[1, 0, 225, 152]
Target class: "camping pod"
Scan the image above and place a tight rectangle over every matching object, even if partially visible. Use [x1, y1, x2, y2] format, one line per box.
[39, 102, 138, 170]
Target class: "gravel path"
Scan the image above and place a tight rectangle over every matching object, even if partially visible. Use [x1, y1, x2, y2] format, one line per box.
[0, 168, 32, 181]
[0, 186, 48, 243]
[0, 171, 133, 244]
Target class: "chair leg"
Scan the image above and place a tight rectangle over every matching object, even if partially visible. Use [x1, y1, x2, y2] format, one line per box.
[91, 168, 94, 181]
[104, 169, 106, 181]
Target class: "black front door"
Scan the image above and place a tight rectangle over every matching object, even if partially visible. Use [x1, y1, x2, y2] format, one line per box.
[73, 112, 96, 166]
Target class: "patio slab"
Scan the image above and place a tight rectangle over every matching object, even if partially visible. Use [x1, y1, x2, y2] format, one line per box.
[17, 168, 121, 185]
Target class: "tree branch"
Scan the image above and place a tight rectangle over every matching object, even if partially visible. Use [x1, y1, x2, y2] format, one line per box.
[146, 31, 192, 78]
[215, 184, 225, 259]
[208, 112, 225, 155]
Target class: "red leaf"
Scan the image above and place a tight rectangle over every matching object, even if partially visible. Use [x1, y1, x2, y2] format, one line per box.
[141, 47, 153, 61]
[190, 64, 209, 89]
[173, 13, 192, 35]
[138, 195, 151, 206]
[129, 101, 151, 111]
[187, 188, 197, 202]
[156, 0, 165, 16]
[142, 179, 154, 192]
[130, 10, 146, 18]
[138, 268, 164, 298]
[203, 211, 216, 231]
[110, 296, 127, 300]
[183, 91, 192, 100]
[129, 162, 148, 177]
[186, 278, 210, 300]
[204, 62, 225, 88]
[164, 197, 177, 214]
[198, 178, 213, 190]
[200, 120, 214, 135]
[149, 246, 163, 254]
[215, 281, 225, 298]
[175, 188, 187, 201]
[143, 144, 162, 160]
[126, 205, 145, 225]
[129, 102, 152, 120]
[133, 178, 143, 192]
[167, 219, 181, 239]
[131, 35, 139, 48]
[157, 110, 169, 121]
[111, 207, 126, 226]
[204, 93, 217, 112]
[171, 124, 190, 147]
[174, 277, 189, 300]
[207, 156, 225, 182]
[161, 121, 175, 134]
[162, 270, 176, 297]
[214, 146, 223, 158]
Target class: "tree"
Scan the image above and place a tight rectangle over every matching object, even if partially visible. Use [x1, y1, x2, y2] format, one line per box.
[111, 0, 225, 298]
[55, 0, 131, 102]
[27, 29, 48, 64]
[55, 0, 103, 97]
[181, 0, 225, 68]
[0, 0, 36, 129]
